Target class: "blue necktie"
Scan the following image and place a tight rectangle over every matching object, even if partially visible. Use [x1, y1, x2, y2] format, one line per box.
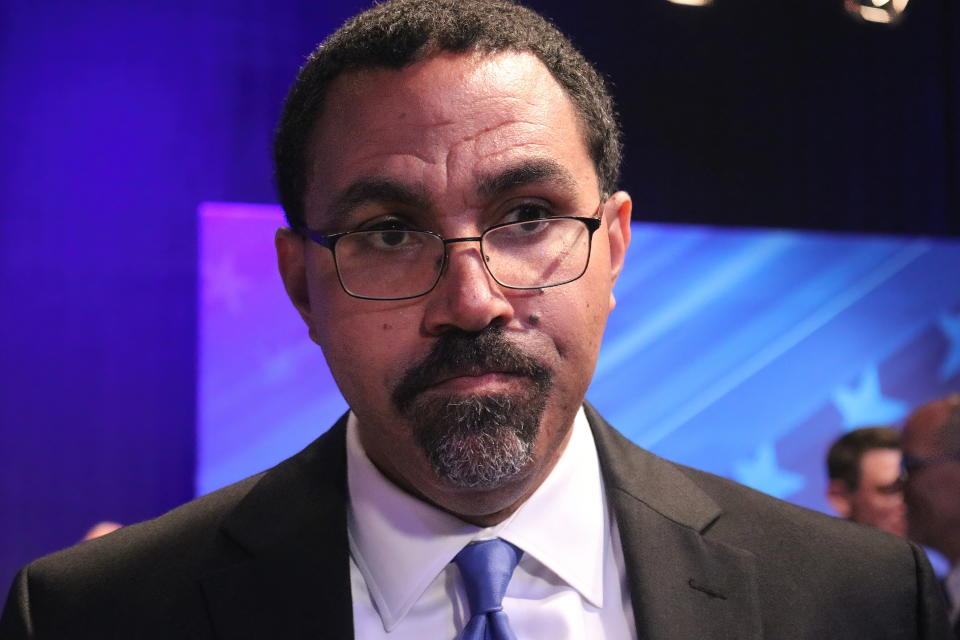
[453, 538, 523, 640]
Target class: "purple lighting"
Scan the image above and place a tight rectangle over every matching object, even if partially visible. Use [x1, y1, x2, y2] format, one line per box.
[197, 202, 346, 495]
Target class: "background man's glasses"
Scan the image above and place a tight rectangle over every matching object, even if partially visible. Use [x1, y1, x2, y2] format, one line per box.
[900, 452, 960, 476]
[298, 206, 603, 301]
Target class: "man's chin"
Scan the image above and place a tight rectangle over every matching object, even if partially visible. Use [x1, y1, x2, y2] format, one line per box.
[429, 428, 533, 490]
[407, 392, 542, 490]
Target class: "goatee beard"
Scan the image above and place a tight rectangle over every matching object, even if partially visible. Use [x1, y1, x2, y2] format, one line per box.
[391, 327, 552, 489]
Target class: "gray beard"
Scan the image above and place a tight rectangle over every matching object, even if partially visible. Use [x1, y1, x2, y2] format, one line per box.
[409, 389, 548, 489]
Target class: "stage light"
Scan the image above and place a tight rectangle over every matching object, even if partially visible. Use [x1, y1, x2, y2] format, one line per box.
[844, 0, 909, 24]
[665, 0, 713, 6]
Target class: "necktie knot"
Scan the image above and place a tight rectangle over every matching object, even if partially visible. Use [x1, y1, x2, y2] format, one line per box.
[453, 538, 523, 639]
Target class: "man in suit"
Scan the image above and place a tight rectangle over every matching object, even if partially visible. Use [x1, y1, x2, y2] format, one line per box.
[902, 395, 960, 637]
[0, 0, 950, 637]
[825, 426, 906, 536]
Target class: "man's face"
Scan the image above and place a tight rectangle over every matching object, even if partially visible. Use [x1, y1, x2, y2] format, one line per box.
[844, 449, 906, 536]
[902, 406, 960, 555]
[276, 51, 631, 523]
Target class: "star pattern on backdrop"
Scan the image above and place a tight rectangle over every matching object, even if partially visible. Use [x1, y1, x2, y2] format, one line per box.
[938, 312, 960, 381]
[262, 344, 318, 384]
[832, 366, 909, 430]
[204, 257, 250, 314]
[733, 443, 805, 498]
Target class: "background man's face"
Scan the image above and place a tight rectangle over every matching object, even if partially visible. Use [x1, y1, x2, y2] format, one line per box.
[902, 408, 960, 555]
[846, 448, 906, 536]
[278, 51, 630, 521]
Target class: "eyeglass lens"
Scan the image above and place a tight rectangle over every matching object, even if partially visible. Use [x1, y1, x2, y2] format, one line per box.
[333, 218, 592, 300]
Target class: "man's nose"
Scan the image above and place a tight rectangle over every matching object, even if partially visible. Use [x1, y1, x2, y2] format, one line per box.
[421, 242, 515, 334]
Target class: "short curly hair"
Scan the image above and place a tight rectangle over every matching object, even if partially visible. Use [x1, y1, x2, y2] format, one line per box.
[273, 0, 622, 229]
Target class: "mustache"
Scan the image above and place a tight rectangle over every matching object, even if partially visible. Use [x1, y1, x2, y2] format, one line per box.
[391, 326, 552, 413]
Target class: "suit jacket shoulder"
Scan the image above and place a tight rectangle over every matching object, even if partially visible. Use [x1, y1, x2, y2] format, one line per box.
[585, 403, 951, 639]
[0, 416, 353, 640]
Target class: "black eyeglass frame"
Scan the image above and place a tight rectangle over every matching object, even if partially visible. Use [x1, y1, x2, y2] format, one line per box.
[900, 451, 960, 476]
[297, 205, 604, 301]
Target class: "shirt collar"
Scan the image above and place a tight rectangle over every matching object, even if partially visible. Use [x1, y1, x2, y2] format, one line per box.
[346, 407, 607, 631]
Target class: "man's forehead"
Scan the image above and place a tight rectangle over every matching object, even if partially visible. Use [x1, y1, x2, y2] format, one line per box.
[302, 49, 596, 224]
[309, 50, 581, 153]
[904, 403, 954, 449]
[859, 448, 900, 471]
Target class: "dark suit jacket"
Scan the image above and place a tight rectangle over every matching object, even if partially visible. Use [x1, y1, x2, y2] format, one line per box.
[945, 579, 960, 640]
[1, 406, 951, 639]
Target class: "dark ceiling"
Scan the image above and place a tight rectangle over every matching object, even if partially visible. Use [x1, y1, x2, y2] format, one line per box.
[528, 0, 959, 236]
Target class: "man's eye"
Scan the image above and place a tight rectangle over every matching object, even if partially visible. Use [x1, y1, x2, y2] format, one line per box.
[502, 203, 551, 225]
[374, 229, 410, 246]
[360, 228, 421, 250]
[351, 216, 430, 252]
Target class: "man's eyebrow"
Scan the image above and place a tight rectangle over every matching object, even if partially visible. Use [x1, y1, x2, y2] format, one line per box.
[475, 159, 579, 201]
[322, 178, 431, 229]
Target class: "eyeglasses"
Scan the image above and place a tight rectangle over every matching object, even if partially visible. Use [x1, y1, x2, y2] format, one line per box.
[900, 452, 960, 476]
[298, 204, 603, 301]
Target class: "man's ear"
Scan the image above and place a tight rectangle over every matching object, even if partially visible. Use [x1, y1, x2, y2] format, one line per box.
[827, 479, 853, 518]
[275, 227, 315, 332]
[605, 190, 632, 311]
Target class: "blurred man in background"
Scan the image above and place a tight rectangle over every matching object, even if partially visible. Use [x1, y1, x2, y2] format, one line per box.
[826, 426, 906, 536]
[902, 394, 960, 637]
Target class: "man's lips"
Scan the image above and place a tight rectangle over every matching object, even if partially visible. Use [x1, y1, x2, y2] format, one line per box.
[423, 370, 527, 394]
[390, 327, 553, 413]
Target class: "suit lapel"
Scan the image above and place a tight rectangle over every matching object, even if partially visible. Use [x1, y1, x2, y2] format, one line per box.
[200, 415, 354, 640]
[586, 404, 762, 640]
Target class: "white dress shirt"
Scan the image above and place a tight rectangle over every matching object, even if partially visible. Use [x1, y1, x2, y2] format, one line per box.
[346, 408, 636, 639]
